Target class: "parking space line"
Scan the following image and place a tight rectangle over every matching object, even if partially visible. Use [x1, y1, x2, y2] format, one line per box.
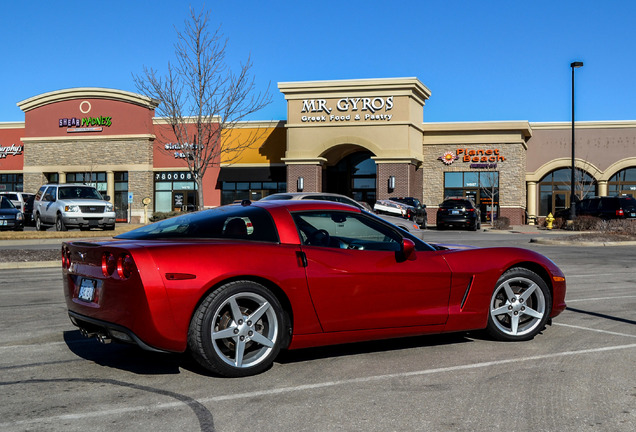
[4, 342, 635, 428]
[566, 295, 636, 303]
[553, 322, 636, 338]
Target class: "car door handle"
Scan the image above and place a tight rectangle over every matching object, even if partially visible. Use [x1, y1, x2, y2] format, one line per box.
[296, 251, 308, 268]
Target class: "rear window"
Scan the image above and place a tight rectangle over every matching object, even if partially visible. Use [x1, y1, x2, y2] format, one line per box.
[619, 197, 636, 211]
[261, 194, 293, 201]
[116, 205, 279, 242]
[440, 200, 472, 209]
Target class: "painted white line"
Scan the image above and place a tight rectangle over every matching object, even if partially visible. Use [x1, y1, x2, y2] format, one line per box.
[3, 342, 636, 427]
[566, 295, 636, 303]
[553, 322, 636, 339]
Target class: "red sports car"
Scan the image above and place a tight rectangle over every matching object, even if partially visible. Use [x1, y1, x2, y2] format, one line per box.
[62, 200, 566, 377]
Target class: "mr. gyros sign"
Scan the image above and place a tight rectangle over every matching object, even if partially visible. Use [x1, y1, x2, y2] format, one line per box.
[300, 96, 394, 123]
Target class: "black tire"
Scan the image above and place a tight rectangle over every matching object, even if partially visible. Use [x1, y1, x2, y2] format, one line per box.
[104, 224, 115, 231]
[436, 223, 445, 230]
[188, 280, 286, 377]
[35, 214, 47, 231]
[486, 268, 552, 342]
[55, 215, 67, 231]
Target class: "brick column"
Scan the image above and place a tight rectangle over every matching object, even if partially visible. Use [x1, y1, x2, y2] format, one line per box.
[284, 160, 325, 193]
[374, 159, 422, 200]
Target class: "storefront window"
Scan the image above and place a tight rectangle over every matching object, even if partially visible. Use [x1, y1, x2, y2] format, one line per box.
[221, 181, 286, 205]
[114, 172, 128, 222]
[153, 171, 197, 213]
[538, 168, 596, 216]
[444, 171, 499, 221]
[0, 174, 23, 192]
[67, 172, 107, 192]
[608, 167, 636, 197]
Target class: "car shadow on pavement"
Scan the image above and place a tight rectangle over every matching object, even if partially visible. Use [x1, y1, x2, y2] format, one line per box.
[63, 330, 188, 375]
[276, 332, 473, 365]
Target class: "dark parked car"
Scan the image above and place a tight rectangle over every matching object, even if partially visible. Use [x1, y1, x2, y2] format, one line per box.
[556, 196, 636, 220]
[436, 198, 481, 231]
[389, 197, 427, 228]
[23, 194, 35, 226]
[0, 196, 24, 231]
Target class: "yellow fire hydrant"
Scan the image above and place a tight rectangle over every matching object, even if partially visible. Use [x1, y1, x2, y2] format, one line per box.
[545, 212, 555, 230]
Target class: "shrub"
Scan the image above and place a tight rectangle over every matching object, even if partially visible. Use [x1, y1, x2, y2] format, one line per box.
[572, 215, 601, 231]
[149, 211, 182, 222]
[493, 216, 510, 230]
[598, 219, 636, 235]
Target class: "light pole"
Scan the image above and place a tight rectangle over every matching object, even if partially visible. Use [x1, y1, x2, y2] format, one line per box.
[570, 61, 583, 221]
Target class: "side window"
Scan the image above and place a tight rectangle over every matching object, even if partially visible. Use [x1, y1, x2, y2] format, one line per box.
[35, 186, 47, 201]
[292, 211, 401, 251]
[43, 187, 56, 202]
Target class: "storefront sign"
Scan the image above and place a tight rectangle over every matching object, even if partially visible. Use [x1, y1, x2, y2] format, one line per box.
[59, 116, 112, 132]
[439, 148, 505, 168]
[0, 144, 23, 158]
[164, 142, 203, 158]
[154, 171, 194, 181]
[300, 96, 394, 123]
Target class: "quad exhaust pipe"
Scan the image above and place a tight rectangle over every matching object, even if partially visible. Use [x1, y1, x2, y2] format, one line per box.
[79, 328, 111, 344]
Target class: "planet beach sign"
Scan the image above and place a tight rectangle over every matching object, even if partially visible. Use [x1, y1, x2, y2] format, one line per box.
[300, 96, 394, 123]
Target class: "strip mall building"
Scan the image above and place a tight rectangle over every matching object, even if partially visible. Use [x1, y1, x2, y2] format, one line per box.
[1, 78, 635, 224]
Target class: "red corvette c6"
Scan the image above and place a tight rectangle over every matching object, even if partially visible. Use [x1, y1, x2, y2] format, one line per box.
[62, 200, 567, 377]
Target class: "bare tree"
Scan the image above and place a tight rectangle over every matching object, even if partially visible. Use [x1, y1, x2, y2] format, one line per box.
[479, 167, 499, 224]
[133, 7, 272, 209]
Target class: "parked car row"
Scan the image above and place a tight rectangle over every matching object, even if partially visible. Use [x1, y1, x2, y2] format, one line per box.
[555, 196, 636, 220]
[0, 184, 115, 232]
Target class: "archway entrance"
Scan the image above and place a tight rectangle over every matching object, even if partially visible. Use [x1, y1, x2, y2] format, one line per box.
[325, 150, 377, 206]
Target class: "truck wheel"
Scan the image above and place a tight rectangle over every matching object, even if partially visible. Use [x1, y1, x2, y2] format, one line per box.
[56, 215, 67, 231]
[35, 214, 47, 231]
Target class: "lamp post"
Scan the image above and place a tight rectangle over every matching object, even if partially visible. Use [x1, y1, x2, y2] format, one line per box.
[570, 61, 584, 221]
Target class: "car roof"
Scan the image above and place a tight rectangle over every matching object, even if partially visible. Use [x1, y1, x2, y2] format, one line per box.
[252, 199, 362, 213]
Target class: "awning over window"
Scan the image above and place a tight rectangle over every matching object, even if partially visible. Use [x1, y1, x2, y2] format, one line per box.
[217, 166, 286, 183]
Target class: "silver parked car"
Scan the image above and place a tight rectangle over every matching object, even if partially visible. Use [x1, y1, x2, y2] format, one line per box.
[260, 192, 422, 233]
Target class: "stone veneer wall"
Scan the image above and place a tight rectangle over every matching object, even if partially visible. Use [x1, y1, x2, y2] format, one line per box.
[421, 143, 527, 225]
[23, 137, 154, 222]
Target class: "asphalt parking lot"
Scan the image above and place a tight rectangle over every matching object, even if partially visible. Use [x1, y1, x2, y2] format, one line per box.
[0, 229, 634, 431]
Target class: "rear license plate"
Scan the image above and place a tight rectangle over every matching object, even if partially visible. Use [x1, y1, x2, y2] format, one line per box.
[451, 210, 460, 215]
[78, 279, 96, 302]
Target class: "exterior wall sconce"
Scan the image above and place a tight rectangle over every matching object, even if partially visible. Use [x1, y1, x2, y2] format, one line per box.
[297, 177, 304, 192]
[388, 176, 395, 192]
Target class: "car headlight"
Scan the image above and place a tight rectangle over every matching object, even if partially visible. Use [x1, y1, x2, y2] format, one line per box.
[106, 203, 114, 212]
[16, 212, 23, 221]
[64, 205, 80, 212]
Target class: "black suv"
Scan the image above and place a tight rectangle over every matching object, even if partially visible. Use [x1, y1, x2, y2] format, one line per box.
[436, 198, 481, 231]
[558, 196, 636, 220]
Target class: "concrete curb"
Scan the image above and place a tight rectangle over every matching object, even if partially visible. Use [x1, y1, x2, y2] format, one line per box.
[530, 238, 636, 247]
[0, 260, 60, 270]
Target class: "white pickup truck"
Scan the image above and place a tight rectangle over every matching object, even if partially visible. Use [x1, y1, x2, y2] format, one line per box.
[33, 184, 116, 231]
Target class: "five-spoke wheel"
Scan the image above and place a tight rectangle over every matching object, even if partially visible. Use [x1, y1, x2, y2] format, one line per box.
[188, 281, 286, 377]
[487, 268, 552, 341]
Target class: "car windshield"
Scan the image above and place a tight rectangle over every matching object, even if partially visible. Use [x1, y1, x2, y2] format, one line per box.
[58, 186, 103, 200]
[0, 197, 16, 209]
[116, 205, 279, 242]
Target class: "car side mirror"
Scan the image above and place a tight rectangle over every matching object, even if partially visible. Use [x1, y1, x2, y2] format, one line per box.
[397, 238, 416, 262]
[103, 195, 111, 201]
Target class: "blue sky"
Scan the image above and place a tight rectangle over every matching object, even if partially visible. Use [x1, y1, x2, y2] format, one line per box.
[1, 0, 635, 123]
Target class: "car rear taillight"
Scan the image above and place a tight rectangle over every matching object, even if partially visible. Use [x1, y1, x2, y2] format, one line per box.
[61, 246, 71, 269]
[467, 208, 474, 212]
[102, 252, 117, 277]
[617, 209, 624, 216]
[117, 254, 136, 279]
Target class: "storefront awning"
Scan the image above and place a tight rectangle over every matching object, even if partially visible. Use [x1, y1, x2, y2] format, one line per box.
[217, 166, 286, 183]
